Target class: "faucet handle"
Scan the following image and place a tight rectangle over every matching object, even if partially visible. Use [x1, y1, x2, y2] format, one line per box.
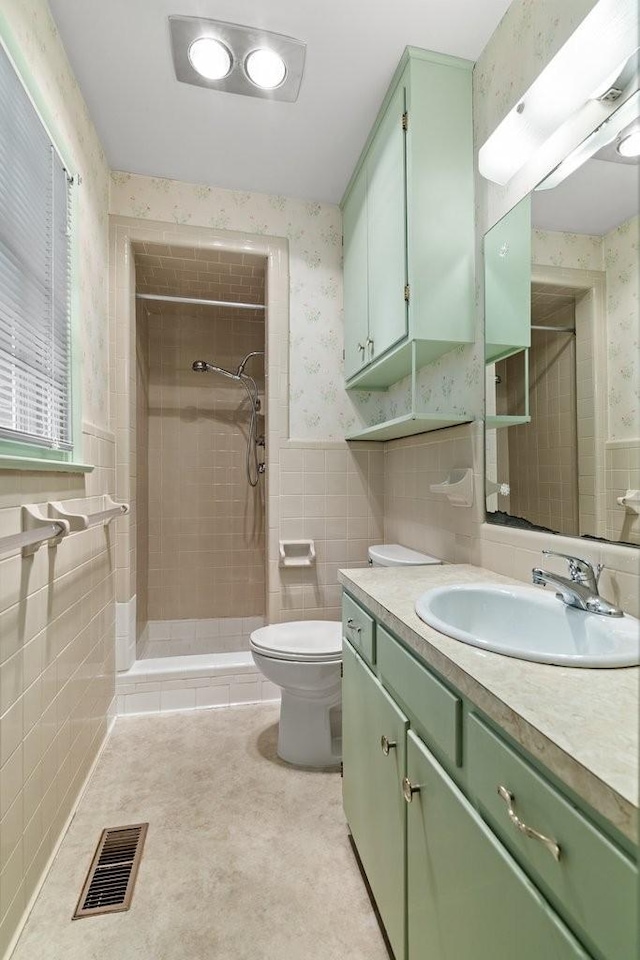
[542, 550, 603, 586]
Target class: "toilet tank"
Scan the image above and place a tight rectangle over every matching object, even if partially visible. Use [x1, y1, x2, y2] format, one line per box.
[368, 544, 443, 567]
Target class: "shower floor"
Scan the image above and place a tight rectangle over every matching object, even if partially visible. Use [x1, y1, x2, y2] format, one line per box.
[139, 616, 266, 659]
[116, 650, 278, 716]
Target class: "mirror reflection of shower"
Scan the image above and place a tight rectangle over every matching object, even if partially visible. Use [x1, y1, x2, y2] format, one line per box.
[192, 352, 265, 487]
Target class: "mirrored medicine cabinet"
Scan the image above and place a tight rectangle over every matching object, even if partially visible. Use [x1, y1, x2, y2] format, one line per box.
[484, 87, 640, 547]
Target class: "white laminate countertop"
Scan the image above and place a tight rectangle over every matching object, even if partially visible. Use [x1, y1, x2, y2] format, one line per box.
[338, 564, 639, 845]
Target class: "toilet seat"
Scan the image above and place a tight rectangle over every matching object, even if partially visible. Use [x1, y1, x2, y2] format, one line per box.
[250, 621, 342, 662]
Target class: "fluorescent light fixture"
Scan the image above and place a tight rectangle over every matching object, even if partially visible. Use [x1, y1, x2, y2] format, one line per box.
[479, 0, 639, 185]
[188, 37, 232, 80]
[537, 90, 640, 189]
[245, 49, 286, 89]
[169, 17, 305, 103]
[618, 129, 640, 156]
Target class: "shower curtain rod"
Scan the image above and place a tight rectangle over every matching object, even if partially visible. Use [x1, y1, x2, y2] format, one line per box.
[136, 293, 265, 310]
[531, 324, 575, 334]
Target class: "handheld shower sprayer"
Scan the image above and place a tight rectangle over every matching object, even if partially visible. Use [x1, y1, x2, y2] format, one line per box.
[191, 355, 265, 486]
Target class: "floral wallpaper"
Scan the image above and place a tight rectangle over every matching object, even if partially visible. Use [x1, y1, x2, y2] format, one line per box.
[604, 215, 639, 440]
[532, 228, 603, 271]
[1, 0, 110, 430]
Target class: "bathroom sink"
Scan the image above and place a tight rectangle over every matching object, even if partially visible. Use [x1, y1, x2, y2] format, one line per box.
[415, 583, 640, 667]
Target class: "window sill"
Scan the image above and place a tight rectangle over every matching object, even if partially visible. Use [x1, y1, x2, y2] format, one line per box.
[0, 455, 94, 473]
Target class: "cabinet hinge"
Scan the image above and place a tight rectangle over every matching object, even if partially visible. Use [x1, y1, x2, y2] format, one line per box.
[340, 662, 344, 678]
[340, 761, 344, 778]
[404, 284, 410, 303]
[402, 112, 409, 131]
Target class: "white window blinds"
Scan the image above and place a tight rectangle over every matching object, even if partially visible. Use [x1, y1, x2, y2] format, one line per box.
[0, 43, 73, 451]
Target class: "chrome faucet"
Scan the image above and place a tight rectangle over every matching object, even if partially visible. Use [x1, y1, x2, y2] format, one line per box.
[532, 550, 623, 618]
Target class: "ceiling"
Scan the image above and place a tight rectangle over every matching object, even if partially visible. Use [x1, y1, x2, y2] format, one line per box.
[49, 0, 511, 203]
[532, 157, 639, 236]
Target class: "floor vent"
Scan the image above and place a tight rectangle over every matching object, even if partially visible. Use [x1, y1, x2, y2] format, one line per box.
[73, 823, 148, 919]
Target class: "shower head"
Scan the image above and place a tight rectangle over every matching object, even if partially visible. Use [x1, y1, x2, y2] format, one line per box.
[192, 360, 239, 380]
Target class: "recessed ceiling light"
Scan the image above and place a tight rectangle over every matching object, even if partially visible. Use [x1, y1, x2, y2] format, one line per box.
[245, 49, 287, 90]
[188, 37, 232, 81]
[617, 130, 640, 157]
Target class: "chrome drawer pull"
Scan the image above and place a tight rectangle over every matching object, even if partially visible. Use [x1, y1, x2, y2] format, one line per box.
[346, 617, 362, 634]
[402, 776, 421, 804]
[380, 735, 397, 756]
[498, 785, 561, 862]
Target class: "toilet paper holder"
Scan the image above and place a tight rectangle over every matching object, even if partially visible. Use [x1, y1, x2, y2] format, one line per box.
[279, 540, 316, 567]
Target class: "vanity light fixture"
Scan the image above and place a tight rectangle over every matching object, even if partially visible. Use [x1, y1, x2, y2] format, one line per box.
[617, 129, 640, 157]
[537, 90, 640, 190]
[478, 0, 638, 185]
[169, 16, 305, 102]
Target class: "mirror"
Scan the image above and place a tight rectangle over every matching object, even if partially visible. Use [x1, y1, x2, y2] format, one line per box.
[485, 96, 640, 546]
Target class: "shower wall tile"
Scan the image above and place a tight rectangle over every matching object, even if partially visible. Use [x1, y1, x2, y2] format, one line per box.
[142, 293, 266, 624]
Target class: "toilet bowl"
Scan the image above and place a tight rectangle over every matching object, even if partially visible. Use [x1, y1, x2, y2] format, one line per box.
[250, 621, 342, 768]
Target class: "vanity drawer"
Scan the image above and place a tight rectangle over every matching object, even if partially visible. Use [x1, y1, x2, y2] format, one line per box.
[468, 714, 637, 960]
[342, 593, 375, 664]
[377, 625, 461, 767]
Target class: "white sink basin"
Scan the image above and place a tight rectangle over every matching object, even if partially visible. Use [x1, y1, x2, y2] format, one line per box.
[415, 583, 640, 668]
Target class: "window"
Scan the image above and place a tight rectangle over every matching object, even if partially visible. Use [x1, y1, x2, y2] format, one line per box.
[0, 41, 73, 456]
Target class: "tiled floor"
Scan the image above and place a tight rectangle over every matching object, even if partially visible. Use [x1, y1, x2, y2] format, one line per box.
[11, 704, 389, 960]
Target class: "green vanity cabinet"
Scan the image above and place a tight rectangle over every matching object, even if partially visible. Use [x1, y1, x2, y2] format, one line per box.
[484, 195, 532, 363]
[340, 590, 638, 960]
[406, 731, 590, 960]
[342, 640, 408, 960]
[341, 47, 475, 390]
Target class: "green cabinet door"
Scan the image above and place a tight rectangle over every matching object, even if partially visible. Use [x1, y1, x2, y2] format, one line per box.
[406, 731, 590, 960]
[343, 167, 369, 380]
[342, 640, 408, 960]
[485, 195, 532, 363]
[366, 81, 408, 365]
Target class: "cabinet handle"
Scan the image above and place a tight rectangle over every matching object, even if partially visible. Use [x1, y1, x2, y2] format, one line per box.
[380, 735, 397, 756]
[357, 342, 366, 354]
[366, 336, 374, 354]
[402, 776, 421, 803]
[346, 617, 362, 635]
[497, 785, 561, 862]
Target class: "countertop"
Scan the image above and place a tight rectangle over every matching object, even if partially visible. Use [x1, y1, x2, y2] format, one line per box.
[338, 563, 639, 845]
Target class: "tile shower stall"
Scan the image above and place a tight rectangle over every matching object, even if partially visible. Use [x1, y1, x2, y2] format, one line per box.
[116, 242, 276, 713]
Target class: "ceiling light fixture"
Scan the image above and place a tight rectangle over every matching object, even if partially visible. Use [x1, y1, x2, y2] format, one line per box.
[245, 49, 287, 89]
[478, 0, 638, 185]
[617, 129, 640, 157]
[188, 37, 232, 81]
[169, 17, 306, 103]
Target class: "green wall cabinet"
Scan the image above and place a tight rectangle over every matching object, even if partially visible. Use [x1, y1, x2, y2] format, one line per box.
[341, 47, 475, 391]
[484, 195, 532, 363]
[341, 591, 638, 960]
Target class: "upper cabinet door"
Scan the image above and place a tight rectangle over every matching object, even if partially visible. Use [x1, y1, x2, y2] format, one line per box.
[366, 82, 408, 364]
[484, 196, 532, 363]
[343, 169, 370, 380]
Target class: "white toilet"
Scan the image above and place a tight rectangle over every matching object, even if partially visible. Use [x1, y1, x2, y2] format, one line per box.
[251, 546, 441, 769]
[368, 543, 443, 567]
[250, 621, 342, 768]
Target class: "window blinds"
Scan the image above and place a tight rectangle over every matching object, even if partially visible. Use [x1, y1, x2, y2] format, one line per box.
[0, 43, 73, 451]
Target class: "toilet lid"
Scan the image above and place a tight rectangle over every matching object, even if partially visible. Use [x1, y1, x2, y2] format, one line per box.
[250, 621, 342, 662]
[368, 544, 443, 566]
